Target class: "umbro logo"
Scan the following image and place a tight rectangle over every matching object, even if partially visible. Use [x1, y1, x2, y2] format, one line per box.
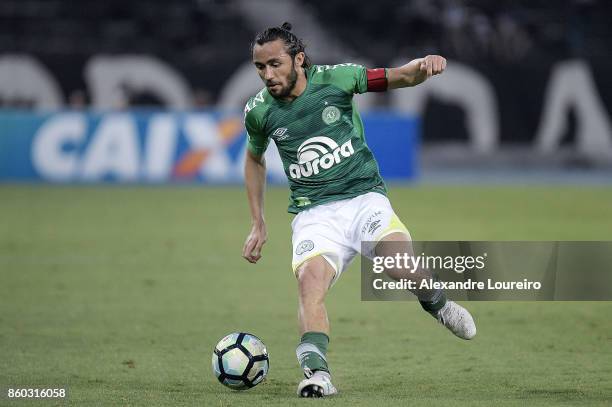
[272, 127, 289, 140]
[361, 211, 382, 235]
[368, 220, 381, 235]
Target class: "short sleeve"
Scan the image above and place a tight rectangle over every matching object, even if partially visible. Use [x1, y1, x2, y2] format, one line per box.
[244, 107, 269, 156]
[325, 64, 368, 94]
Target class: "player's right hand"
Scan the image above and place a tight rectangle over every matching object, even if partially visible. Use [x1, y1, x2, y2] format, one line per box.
[242, 221, 267, 264]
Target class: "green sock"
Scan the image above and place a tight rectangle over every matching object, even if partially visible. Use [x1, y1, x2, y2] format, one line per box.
[296, 332, 330, 375]
[419, 290, 447, 314]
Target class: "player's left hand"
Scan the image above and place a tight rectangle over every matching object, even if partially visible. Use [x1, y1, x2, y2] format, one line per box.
[419, 55, 447, 78]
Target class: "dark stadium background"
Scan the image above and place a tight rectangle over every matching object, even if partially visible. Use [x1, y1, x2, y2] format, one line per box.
[2, 0, 611, 147]
[1, 1, 611, 406]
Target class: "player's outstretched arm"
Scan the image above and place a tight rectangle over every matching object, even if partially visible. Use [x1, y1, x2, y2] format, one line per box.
[387, 55, 447, 89]
[242, 150, 268, 264]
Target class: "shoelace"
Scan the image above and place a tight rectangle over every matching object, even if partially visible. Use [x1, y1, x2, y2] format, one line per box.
[436, 304, 449, 324]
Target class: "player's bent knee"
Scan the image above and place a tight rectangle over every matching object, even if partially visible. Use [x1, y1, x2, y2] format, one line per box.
[296, 256, 335, 293]
[375, 232, 413, 258]
[380, 231, 412, 242]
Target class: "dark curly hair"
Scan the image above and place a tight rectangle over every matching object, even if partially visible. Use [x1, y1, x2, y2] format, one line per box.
[251, 22, 311, 68]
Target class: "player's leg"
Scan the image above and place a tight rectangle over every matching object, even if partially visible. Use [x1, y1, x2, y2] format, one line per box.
[294, 255, 338, 397]
[376, 231, 447, 313]
[297, 255, 334, 336]
[377, 231, 476, 339]
[292, 206, 353, 397]
[293, 254, 340, 397]
[355, 192, 476, 339]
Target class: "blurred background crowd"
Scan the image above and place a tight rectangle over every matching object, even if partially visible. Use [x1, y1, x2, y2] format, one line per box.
[1, 0, 611, 179]
[0, 0, 609, 108]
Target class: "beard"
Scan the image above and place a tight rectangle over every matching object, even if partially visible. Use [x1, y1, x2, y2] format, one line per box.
[268, 63, 298, 99]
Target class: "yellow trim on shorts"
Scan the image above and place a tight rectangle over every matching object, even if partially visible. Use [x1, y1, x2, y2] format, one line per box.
[292, 251, 339, 277]
[373, 213, 411, 241]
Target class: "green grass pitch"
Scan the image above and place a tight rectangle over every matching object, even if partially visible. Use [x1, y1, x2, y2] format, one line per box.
[1, 185, 611, 406]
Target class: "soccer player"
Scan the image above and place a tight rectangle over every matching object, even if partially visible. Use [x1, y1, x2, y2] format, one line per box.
[242, 22, 476, 397]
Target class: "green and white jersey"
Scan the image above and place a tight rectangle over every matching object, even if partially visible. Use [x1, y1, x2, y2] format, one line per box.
[244, 63, 387, 214]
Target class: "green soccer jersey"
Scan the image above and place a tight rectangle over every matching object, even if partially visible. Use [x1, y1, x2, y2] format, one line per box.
[244, 63, 387, 214]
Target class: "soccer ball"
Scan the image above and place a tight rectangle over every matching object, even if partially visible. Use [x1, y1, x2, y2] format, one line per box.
[212, 332, 269, 390]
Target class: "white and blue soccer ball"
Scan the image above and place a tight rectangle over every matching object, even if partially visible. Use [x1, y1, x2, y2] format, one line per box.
[212, 332, 269, 390]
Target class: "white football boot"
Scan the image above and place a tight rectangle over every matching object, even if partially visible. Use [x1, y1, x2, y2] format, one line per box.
[431, 300, 477, 340]
[297, 370, 337, 397]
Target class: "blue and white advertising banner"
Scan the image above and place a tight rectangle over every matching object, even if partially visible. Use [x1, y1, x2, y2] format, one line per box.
[0, 111, 418, 183]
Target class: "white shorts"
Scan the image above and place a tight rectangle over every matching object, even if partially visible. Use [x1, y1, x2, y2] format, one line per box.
[291, 192, 410, 284]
